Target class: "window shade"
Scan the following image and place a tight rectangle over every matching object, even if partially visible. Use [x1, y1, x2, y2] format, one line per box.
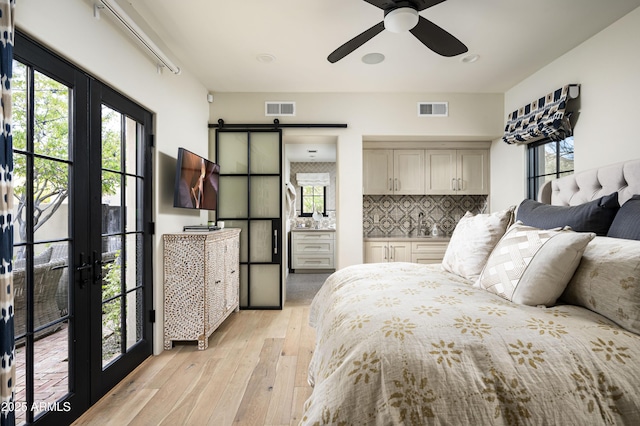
[296, 173, 330, 186]
[503, 84, 579, 145]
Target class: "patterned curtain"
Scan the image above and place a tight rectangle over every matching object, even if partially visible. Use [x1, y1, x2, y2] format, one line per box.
[0, 1, 15, 426]
[503, 84, 579, 145]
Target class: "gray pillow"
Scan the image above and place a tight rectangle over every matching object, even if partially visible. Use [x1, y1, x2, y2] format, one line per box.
[516, 192, 619, 236]
[607, 194, 640, 240]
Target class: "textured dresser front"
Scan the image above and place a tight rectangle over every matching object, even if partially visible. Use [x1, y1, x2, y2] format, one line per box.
[163, 229, 240, 350]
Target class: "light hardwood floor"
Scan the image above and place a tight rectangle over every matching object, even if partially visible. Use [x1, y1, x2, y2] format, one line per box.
[73, 300, 315, 426]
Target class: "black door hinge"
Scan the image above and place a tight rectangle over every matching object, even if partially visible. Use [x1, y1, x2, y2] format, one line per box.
[150, 310, 156, 323]
[149, 134, 155, 148]
[149, 221, 155, 235]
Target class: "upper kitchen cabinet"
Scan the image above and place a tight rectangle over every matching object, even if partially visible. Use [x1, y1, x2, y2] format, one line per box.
[425, 149, 489, 195]
[363, 149, 424, 195]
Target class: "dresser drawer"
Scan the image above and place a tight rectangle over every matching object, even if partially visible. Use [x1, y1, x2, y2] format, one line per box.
[292, 240, 334, 254]
[292, 231, 335, 242]
[292, 254, 335, 269]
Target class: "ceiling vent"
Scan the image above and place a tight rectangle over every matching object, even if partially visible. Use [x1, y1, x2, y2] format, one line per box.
[418, 102, 448, 117]
[265, 101, 296, 116]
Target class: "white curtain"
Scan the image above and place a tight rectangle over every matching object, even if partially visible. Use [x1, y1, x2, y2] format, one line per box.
[296, 173, 329, 186]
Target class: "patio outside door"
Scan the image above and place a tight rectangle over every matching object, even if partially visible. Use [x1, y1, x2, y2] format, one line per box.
[11, 32, 153, 424]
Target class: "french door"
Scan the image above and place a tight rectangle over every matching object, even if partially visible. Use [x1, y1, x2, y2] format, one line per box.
[11, 32, 153, 424]
[215, 130, 283, 309]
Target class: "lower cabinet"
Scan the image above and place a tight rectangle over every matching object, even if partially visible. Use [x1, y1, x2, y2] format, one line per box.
[364, 241, 412, 263]
[163, 229, 240, 350]
[291, 231, 335, 271]
[364, 239, 449, 264]
[411, 241, 449, 264]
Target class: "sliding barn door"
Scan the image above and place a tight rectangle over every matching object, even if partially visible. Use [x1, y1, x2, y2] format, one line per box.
[215, 130, 283, 309]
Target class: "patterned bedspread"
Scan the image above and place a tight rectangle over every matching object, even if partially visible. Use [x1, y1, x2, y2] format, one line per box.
[303, 263, 640, 425]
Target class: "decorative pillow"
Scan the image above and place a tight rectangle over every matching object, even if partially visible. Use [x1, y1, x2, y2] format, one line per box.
[561, 236, 640, 334]
[477, 222, 595, 306]
[516, 192, 619, 236]
[441, 206, 515, 281]
[607, 194, 640, 240]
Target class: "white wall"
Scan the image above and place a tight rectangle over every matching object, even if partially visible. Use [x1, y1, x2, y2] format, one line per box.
[211, 92, 504, 268]
[490, 6, 640, 211]
[16, 0, 211, 355]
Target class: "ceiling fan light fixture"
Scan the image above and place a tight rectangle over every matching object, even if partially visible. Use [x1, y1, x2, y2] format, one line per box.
[384, 7, 419, 33]
[362, 52, 385, 64]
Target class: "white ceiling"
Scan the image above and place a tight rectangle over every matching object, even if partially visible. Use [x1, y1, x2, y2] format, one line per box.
[127, 0, 640, 94]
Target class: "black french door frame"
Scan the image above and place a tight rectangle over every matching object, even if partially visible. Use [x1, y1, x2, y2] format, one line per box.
[13, 31, 154, 425]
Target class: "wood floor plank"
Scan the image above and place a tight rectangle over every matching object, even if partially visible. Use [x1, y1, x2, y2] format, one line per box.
[72, 287, 322, 426]
[264, 355, 297, 425]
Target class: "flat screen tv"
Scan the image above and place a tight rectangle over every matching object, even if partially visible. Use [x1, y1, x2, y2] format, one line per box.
[173, 147, 219, 210]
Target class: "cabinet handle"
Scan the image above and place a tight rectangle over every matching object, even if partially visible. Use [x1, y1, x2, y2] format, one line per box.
[395, 178, 398, 191]
[274, 229, 278, 255]
[457, 178, 462, 191]
[389, 178, 393, 191]
[390, 245, 394, 261]
[384, 246, 388, 260]
[451, 178, 456, 191]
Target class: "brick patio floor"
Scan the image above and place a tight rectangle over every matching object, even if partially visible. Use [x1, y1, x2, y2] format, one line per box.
[14, 323, 70, 425]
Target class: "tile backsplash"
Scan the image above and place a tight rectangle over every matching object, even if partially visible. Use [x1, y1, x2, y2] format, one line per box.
[363, 194, 488, 237]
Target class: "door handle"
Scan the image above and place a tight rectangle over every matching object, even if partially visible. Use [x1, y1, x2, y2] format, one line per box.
[76, 253, 93, 289]
[273, 229, 278, 255]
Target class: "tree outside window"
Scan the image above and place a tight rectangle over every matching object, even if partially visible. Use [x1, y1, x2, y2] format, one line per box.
[527, 136, 574, 199]
[301, 186, 326, 216]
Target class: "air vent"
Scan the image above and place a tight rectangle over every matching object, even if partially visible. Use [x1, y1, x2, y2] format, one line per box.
[418, 102, 448, 117]
[265, 101, 296, 116]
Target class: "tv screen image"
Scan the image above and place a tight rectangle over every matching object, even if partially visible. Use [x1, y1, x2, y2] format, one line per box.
[173, 148, 219, 210]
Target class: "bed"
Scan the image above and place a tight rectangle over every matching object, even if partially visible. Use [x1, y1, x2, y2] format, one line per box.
[302, 159, 640, 425]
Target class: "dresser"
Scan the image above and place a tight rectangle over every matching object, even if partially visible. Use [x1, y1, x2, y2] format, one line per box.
[163, 229, 240, 350]
[291, 229, 336, 271]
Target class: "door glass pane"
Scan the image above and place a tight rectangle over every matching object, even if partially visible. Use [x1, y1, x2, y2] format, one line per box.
[223, 220, 248, 262]
[33, 157, 70, 242]
[12, 61, 27, 150]
[250, 220, 274, 262]
[239, 264, 249, 307]
[34, 70, 70, 161]
[125, 116, 138, 174]
[218, 132, 248, 174]
[102, 105, 122, 171]
[125, 175, 139, 232]
[250, 132, 280, 174]
[218, 176, 248, 218]
[250, 176, 280, 218]
[103, 171, 123, 234]
[249, 265, 280, 306]
[125, 233, 142, 291]
[102, 298, 123, 367]
[126, 288, 144, 351]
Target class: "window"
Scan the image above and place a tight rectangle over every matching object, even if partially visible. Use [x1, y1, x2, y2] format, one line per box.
[300, 186, 326, 216]
[527, 136, 574, 199]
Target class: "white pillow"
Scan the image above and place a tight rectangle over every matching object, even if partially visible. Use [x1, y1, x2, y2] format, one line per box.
[477, 222, 595, 307]
[441, 207, 515, 281]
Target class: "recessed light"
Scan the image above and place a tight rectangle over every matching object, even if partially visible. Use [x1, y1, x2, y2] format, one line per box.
[461, 54, 480, 63]
[256, 53, 276, 64]
[362, 52, 385, 65]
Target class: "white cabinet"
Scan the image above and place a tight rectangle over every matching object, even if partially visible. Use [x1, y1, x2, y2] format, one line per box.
[411, 240, 449, 264]
[425, 149, 489, 195]
[163, 229, 240, 350]
[364, 241, 412, 263]
[363, 149, 424, 195]
[291, 231, 335, 270]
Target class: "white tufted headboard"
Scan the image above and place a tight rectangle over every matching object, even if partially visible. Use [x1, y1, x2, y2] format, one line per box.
[538, 158, 640, 206]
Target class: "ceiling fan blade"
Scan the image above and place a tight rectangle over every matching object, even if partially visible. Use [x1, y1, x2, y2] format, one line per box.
[409, 15, 468, 57]
[363, 0, 447, 12]
[327, 21, 385, 63]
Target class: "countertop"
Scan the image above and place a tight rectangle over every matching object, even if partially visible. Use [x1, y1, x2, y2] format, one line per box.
[364, 235, 450, 242]
[291, 227, 336, 232]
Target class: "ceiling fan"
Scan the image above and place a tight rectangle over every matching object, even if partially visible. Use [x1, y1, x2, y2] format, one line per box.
[328, 0, 468, 63]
